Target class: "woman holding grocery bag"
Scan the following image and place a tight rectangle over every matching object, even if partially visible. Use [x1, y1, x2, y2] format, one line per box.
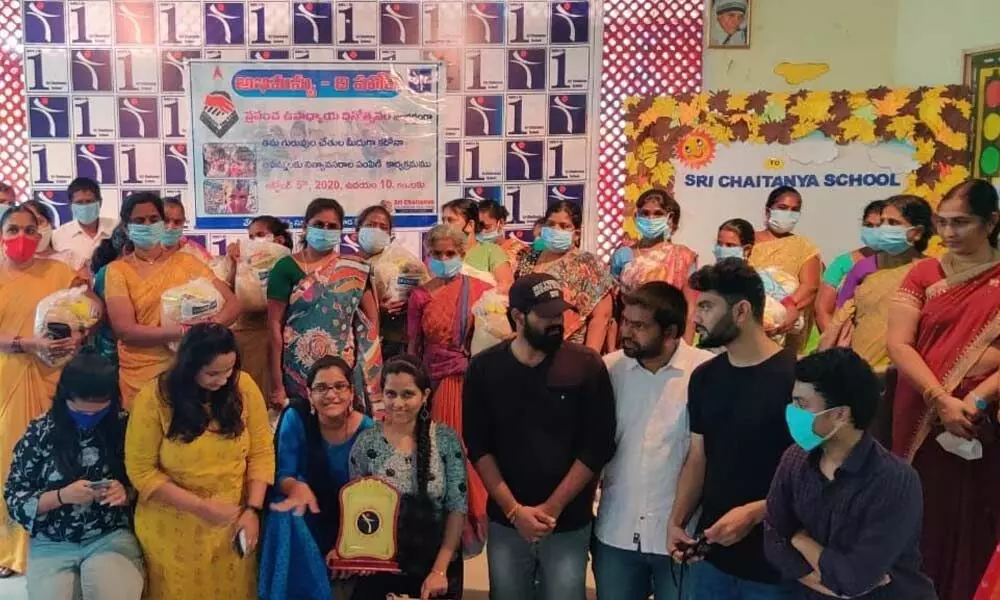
[0, 204, 94, 578]
[103, 192, 240, 407]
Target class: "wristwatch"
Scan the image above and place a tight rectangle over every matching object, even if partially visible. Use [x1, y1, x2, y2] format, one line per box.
[244, 505, 263, 518]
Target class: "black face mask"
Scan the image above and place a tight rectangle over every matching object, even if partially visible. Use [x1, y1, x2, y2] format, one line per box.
[524, 319, 564, 354]
[697, 311, 741, 349]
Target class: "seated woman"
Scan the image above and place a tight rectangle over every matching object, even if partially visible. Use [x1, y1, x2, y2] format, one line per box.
[4, 352, 143, 600]
[259, 356, 374, 600]
[348, 356, 468, 599]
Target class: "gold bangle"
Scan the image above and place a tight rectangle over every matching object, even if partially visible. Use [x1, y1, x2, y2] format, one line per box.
[505, 504, 520, 522]
[922, 386, 946, 404]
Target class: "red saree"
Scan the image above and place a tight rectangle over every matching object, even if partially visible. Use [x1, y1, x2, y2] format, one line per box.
[892, 253, 1000, 600]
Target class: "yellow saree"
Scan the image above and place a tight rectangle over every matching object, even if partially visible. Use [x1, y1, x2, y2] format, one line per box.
[748, 235, 819, 275]
[105, 252, 213, 407]
[0, 258, 78, 573]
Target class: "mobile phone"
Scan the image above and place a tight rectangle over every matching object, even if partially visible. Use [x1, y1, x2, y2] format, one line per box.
[234, 528, 248, 558]
[46, 322, 72, 340]
[87, 479, 113, 490]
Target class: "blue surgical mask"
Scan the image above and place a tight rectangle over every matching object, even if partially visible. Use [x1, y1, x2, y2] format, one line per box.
[860, 226, 880, 249]
[429, 257, 463, 278]
[635, 216, 671, 241]
[358, 227, 390, 255]
[867, 225, 913, 256]
[477, 230, 501, 244]
[713, 245, 745, 262]
[540, 227, 573, 253]
[127, 222, 164, 250]
[161, 227, 184, 247]
[767, 209, 800, 234]
[71, 202, 101, 225]
[785, 404, 845, 452]
[306, 226, 341, 252]
[69, 405, 111, 431]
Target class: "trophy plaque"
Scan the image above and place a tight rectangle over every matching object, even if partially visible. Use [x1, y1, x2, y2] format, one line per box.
[331, 477, 401, 573]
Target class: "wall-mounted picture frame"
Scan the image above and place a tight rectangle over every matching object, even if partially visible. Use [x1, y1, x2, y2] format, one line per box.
[964, 45, 1000, 182]
[706, 0, 751, 49]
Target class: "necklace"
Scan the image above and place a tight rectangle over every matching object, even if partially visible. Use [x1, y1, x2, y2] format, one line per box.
[131, 249, 163, 265]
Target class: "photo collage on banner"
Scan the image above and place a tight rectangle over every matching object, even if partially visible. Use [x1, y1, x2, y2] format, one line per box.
[22, 0, 602, 253]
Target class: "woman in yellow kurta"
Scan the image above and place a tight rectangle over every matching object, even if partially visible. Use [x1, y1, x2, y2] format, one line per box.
[748, 186, 822, 353]
[0, 206, 86, 577]
[125, 323, 275, 599]
[105, 192, 240, 407]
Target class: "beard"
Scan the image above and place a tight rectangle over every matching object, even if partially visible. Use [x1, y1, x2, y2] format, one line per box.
[622, 334, 664, 361]
[696, 313, 741, 349]
[524, 320, 564, 354]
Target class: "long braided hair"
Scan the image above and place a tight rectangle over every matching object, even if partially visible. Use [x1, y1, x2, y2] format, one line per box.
[382, 355, 433, 497]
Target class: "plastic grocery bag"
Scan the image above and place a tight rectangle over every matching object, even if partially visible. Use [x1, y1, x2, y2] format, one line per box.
[33, 286, 102, 367]
[160, 278, 224, 350]
[235, 240, 291, 311]
[211, 256, 234, 285]
[370, 243, 429, 305]
[470, 290, 512, 356]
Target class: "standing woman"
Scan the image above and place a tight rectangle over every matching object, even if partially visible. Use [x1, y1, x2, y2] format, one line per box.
[230, 216, 293, 402]
[477, 200, 527, 272]
[88, 227, 130, 368]
[888, 179, 1000, 600]
[125, 324, 275, 599]
[4, 353, 143, 600]
[515, 201, 615, 353]
[814, 200, 884, 332]
[407, 224, 493, 555]
[820, 195, 932, 374]
[104, 192, 240, 407]
[748, 186, 822, 351]
[20, 200, 79, 269]
[160, 197, 211, 262]
[442, 198, 513, 291]
[266, 198, 381, 411]
[349, 356, 468, 599]
[356, 204, 428, 360]
[0, 205, 86, 578]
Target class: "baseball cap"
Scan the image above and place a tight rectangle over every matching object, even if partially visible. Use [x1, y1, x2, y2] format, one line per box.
[715, 0, 747, 13]
[509, 273, 574, 318]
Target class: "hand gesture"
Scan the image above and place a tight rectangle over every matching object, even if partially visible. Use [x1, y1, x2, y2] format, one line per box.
[198, 498, 241, 527]
[270, 482, 320, 516]
[59, 480, 100, 505]
[420, 570, 448, 600]
[935, 395, 978, 439]
[227, 241, 242, 261]
[767, 303, 800, 336]
[234, 509, 260, 554]
[704, 504, 758, 547]
[667, 523, 697, 563]
[512, 506, 555, 543]
[383, 300, 407, 316]
[34, 335, 78, 359]
[95, 480, 129, 507]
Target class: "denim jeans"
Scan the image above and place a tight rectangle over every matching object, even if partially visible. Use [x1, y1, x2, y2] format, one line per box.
[27, 529, 144, 600]
[690, 561, 792, 600]
[592, 539, 685, 600]
[486, 520, 591, 600]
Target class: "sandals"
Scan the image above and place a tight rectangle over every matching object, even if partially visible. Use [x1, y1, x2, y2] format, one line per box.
[0, 566, 16, 578]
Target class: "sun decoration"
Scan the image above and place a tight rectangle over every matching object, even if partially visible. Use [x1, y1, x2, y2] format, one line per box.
[675, 131, 716, 169]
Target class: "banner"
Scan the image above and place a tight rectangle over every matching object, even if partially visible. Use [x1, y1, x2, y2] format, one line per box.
[189, 61, 442, 230]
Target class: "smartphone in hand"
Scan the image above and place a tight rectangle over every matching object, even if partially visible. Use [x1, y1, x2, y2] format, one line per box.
[233, 528, 248, 558]
[87, 479, 113, 490]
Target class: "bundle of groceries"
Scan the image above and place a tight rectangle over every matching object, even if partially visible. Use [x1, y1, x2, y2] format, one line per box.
[234, 240, 291, 311]
[370, 244, 429, 305]
[33, 286, 101, 367]
[470, 290, 512, 356]
[160, 278, 224, 350]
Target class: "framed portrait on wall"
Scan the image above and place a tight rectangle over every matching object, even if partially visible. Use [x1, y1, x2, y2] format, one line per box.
[706, 0, 751, 49]
[964, 46, 1000, 183]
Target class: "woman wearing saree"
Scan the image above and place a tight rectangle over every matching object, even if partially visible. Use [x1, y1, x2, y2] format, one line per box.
[814, 200, 884, 332]
[515, 201, 615, 353]
[161, 197, 212, 263]
[442, 198, 513, 291]
[888, 179, 1000, 600]
[0, 205, 86, 578]
[748, 186, 822, 352]
[819, 195, 932, 373]
[266, 198, 382, 413]
[105, 192, 240, 408]
[407, 224, 492, 557]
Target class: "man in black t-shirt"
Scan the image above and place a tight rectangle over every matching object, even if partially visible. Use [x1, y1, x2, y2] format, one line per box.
[464, 273, 616, 600]
[667, 258, 794, 599]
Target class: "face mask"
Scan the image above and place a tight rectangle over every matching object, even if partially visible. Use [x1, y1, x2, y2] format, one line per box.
[635, 216, 671, 241]
[532, 237, 545, 252]
[253, 234, 275, 244]
[72, 202, 101, 225]
[2, 235, 41, 262]
[860, 226, 880, 249]
[69, 405, 111, 431]
[306, 226, 341, 252]
[477, 230, 501, 244]
[358, 227, 390, 255]
[428, 257, 463, 279]
[540, 227, 573, 253]
[867, 225, 913, 256]
[785, 404, 845, 451]
[767, 209, 800, 234]
[37, 226, 52, 252]
[713, 245, 745, 262]
[161, 227, 184, 247]
[127, 222, 164, 250]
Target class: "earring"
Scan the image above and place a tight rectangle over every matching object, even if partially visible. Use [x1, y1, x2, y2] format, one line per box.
[420, 405, 430, 420]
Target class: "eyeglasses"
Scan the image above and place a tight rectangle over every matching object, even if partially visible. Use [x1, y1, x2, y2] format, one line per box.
[311, 382, 351, 395]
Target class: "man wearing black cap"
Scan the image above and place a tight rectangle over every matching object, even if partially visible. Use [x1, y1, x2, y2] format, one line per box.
[463, 273, 616, 600]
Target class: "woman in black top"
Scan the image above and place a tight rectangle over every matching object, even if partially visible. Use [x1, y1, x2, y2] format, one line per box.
[4, 352, 143, 600]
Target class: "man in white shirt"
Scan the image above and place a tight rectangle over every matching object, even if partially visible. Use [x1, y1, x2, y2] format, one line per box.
[52, 177, 117, 272]
[595, 281, 713, 599]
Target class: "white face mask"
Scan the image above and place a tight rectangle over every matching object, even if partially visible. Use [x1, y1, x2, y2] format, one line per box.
[767, 209, 800, 234]
[37, 226, 52, 252]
